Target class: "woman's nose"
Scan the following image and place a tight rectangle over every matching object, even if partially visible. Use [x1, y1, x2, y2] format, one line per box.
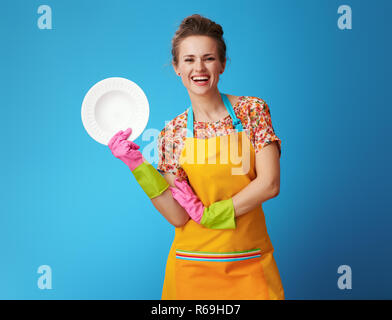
[195, 59, 206, 71]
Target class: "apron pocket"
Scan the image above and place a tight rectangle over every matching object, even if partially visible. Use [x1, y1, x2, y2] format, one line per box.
[174, 249, 269, 300]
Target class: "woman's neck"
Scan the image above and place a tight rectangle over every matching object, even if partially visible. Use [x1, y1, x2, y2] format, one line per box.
[188, 89, 228, 122]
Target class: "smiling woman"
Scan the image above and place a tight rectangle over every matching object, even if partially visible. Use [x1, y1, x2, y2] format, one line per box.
[174, 36, 223, 95]
[108, 14, 284, 300]
[171, 16, 228, 121]
[156, 14, 284, 300]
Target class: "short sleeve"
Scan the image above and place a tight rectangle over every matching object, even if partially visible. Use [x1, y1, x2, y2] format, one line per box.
[248, 98, 282, 155]
[157, 128, 188, 180]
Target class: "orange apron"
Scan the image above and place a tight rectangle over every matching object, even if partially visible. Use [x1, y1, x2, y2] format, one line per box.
[161, 93, 284, 300]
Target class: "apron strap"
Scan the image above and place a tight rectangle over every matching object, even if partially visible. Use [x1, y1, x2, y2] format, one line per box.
[220, 93, 243, 132]
[186, 93, 243, 138]
[186, 105, 194, 138]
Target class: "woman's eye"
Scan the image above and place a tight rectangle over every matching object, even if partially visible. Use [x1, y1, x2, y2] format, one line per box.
[184, 58, 214, 62]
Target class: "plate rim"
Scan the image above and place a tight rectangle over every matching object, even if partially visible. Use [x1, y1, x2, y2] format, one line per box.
[81, 77, 149, 145]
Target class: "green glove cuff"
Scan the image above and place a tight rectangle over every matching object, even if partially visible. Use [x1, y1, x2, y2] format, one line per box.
[131, 161, 169, 199]
[200, 198, 236, 229]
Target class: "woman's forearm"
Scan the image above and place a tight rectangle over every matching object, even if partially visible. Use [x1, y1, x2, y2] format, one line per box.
[232, 142, 281, 217]
[150, 180, 190, 228]
[232, 177, 279, 217]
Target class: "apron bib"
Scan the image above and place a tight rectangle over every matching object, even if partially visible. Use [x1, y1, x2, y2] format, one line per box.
[161, 93, 284, 300]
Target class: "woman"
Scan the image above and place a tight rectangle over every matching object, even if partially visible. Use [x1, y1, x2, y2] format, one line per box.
[108, 14, 284, 300]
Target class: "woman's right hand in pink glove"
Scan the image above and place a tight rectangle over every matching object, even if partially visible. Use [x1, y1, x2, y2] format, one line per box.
[108, 128, 144, 171]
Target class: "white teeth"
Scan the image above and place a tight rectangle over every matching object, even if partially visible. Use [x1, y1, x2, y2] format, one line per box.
[192, 76, 209, 81]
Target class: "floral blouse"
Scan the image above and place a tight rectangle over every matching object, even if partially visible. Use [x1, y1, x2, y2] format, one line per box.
[157, 96, 281, 180]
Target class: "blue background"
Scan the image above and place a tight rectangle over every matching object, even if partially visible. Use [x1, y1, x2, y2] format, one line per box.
[0, 0, 391, 299]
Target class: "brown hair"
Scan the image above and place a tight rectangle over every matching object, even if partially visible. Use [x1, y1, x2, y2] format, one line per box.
[171, 14, 227, 67]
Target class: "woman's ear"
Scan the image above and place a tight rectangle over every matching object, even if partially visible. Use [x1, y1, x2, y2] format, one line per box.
[220, 59, 227, 74]
[173, 63, 180, 76]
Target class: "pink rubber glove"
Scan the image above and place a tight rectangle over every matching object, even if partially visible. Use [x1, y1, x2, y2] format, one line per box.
[108, 128, 144, 171]
[170, 178, 204, 223]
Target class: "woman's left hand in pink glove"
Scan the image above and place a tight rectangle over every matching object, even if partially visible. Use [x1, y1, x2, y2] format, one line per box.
[169, 178, 204, 223]
[169, 178, 236, 229]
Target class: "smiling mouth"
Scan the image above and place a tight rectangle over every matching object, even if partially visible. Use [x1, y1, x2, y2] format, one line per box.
[191, 76, 210, 85]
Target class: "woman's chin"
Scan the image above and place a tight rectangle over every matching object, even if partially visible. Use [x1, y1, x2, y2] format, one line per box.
[188, 85, 217, 96]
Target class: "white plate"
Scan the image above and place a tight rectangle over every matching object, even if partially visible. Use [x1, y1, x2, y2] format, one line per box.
[81, 77, 149, 145]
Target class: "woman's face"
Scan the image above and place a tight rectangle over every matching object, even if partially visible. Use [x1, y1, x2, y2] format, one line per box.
[174, 35, 226, 96]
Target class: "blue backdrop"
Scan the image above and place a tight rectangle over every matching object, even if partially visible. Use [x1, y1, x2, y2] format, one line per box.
[0, 0, 391, 299]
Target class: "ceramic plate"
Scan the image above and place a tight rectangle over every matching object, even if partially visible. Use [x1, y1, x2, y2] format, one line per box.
[81, 77, 149, 145]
